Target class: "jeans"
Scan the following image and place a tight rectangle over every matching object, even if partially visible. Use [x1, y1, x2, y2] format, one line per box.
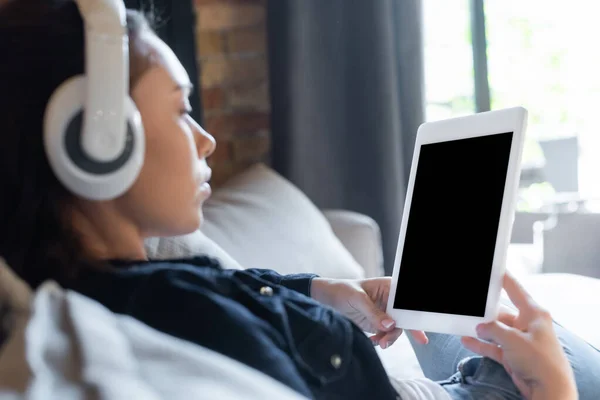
[408, 322, 600, 399]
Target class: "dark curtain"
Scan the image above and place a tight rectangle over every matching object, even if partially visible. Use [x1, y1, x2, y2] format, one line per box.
[267, 0, 424, 274]
[124, 0, 203, 124]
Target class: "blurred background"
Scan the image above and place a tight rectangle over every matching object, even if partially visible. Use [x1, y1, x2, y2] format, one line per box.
[422, 0, 600, 279]
[133, 0, 600, 278]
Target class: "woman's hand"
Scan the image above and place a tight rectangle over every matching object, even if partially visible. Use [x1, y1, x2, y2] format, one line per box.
[461, 273, 577, 400]
[311, 277, 428, 348]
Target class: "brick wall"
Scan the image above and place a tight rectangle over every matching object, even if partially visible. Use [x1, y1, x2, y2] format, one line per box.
[195, 0, 270, 186]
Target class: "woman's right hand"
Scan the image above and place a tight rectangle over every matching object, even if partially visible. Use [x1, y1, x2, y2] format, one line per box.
[461, 272, 577, 400]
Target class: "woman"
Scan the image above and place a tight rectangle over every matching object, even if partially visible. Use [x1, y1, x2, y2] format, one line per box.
[0, 1, 598, 399]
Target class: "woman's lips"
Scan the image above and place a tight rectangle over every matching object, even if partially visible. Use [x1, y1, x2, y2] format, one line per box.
[196, 167, 212, 202]
[197, 182, 212, 200]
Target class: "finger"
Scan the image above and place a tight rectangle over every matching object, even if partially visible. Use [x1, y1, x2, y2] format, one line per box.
[503, 272, 537, 312]
[499, 302, 518, 315]
[497, 310, 517, 327]
[369, 332, 385, 346]
[512, 377, 533, 400]
[408, 330, 429, 345]
[461, 336, 504, 364]
[354, 293, 396, 332]
[378, 328, 403, 349]
[476, 320, 521, 346]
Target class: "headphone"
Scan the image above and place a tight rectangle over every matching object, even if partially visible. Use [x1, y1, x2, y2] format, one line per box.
[43, 0, 145, 201]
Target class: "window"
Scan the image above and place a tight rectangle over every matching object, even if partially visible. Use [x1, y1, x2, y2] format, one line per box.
[423, 0, 474, 122]
[423, 0, 600, 207]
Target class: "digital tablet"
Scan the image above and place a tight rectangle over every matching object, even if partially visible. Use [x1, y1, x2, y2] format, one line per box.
[386, 107, 528, 337]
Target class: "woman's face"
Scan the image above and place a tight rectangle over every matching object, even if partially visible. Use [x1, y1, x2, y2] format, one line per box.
[116, 32, 216, 238]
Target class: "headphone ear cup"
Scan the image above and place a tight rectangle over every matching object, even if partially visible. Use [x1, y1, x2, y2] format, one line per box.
[44, 76, 145, 200]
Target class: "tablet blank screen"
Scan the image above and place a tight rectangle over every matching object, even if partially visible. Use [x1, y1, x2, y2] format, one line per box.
[393, 132, 513, 317]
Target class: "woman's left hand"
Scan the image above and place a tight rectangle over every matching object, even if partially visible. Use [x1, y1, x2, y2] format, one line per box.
[311, 277, 429, 348]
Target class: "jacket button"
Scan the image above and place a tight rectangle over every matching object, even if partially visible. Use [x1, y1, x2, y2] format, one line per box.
[330, 354, 342, 369]
[259, 286, 273, 296]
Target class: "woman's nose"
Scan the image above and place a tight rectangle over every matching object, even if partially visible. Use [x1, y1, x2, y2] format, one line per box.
[188, 116, 216, 158]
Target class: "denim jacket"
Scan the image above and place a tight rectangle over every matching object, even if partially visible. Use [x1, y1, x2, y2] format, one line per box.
[70, 257, 398, 400]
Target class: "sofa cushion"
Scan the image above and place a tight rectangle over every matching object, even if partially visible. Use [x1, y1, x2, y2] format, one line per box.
[199, 164, 365, 279]
[322, 210, 384, 277]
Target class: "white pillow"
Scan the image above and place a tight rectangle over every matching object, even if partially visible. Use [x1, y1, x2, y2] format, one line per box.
[200, 164, 365, 279]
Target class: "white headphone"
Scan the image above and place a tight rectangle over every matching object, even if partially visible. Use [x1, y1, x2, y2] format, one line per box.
[43, 0, 145, 201]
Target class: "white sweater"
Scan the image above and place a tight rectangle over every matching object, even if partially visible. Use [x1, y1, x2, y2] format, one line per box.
[390, 377, 452, 400]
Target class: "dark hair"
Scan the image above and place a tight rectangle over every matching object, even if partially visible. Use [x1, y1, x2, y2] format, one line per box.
[0, 0, 152, 288]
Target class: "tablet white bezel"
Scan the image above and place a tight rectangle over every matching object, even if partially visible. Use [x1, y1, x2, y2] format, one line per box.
[386, 107, 528, 338]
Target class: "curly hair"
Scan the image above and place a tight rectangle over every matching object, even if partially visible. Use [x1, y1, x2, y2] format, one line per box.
[0, 0, 152, 288]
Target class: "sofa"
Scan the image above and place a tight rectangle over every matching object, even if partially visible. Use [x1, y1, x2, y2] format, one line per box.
[1, 163, 599, 397]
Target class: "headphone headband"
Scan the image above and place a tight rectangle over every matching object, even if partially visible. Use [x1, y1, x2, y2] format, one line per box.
[74, 0, 128, 162]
